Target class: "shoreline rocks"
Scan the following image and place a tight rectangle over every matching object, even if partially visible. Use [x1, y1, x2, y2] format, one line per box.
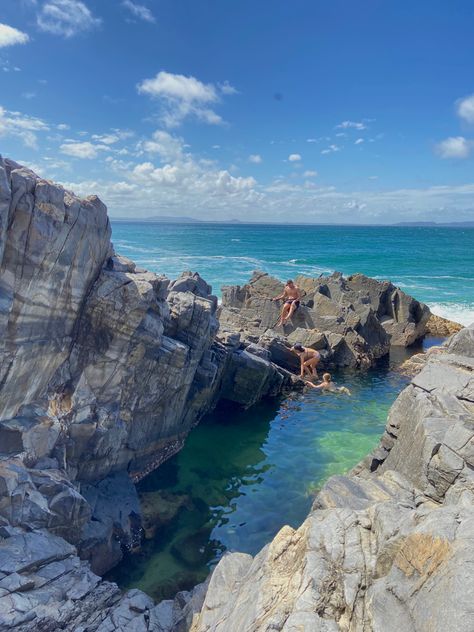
[190, 324, 474, 632]
[1, 158, 470, 631]
[219, 269, 431, 371]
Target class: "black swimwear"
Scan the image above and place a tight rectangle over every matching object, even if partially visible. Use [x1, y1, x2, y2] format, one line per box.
[285, 299, 300, 309]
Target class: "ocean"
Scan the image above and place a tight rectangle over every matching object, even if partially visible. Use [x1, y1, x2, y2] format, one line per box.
[107, 222, 473, 599]
[112, 222, 474, 326]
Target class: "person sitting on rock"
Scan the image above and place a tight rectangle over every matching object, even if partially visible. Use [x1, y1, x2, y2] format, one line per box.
[272, 280, 301, 326]
[291, 343, 320, 379]
[305, 372, 351, 395]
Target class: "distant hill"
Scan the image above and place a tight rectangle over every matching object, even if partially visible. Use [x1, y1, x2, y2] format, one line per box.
[395, 221, 474, 227]
[112, 215, 203, 223]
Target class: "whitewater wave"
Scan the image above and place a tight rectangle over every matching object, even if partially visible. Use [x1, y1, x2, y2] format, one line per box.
[428, 302, 474, 327]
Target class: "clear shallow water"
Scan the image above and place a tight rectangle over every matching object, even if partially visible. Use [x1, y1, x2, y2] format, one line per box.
[111, 222, 474, 325]
[107, 345, 433, 601]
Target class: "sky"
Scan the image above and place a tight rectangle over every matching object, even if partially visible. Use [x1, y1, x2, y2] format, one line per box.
[1, 0, 474, 223]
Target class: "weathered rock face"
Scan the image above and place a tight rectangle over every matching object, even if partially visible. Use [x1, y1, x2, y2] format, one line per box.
[0, 158, 298, 602]
[0, 158, 291, 485]
[191, 324, 474, 632]
[425, 313, 464, 337]
[219, 270, 430, 371]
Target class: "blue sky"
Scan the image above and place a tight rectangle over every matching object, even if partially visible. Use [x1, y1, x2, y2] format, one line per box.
[1, 0, 474, 223]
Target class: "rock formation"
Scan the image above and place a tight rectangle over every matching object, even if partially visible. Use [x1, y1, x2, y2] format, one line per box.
[219, 270, 431, 370]
[425, 313, 464, 337]
[0, 158, 293, 589]
[0, 158, 467, 631]
[190, 324, 474, 632]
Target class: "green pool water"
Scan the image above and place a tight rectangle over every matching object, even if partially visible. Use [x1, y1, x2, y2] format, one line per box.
[106, 341, 438, 600]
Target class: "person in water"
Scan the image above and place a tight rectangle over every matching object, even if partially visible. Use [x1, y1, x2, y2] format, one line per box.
[305, 372, 351, 395]
[272, 279, 301, 326]
[291, 343, 320, 379]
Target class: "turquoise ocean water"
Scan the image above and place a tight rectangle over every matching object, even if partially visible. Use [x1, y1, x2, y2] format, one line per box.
[107, 223, 473, 599]
[112, 222, 474, 325]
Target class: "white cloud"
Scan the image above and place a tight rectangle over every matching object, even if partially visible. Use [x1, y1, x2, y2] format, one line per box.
[321, 144, 340, 155]
[37, 0, 101, 38]
[122, 0, 156, 23]
[249, 154, 262, 164]
[219, 81, 238, 95]
[336, 120, 367, 130]
[0, 106, 49, 148]
[138, 129, 185, 161]
[456, 94, 474, 125]
[59, 140, 109, 158]
[303, 170, 318, 177]
[435, 136, 472, 159]
[137, 71, 236, 128]
[57, 123, 70, 130]
[306, 138, 317, 143]
[288, 153, 301, 162]
[354, 138, 364, 145]
[0, 23, 30, 48]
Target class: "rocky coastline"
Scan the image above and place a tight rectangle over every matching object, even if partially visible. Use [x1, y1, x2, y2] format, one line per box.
[0, 159, 469, 631]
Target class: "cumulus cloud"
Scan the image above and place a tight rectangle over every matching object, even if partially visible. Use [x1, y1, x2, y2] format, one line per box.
[303, 170, 317, 177]
[249, 154, 262, 164]
[435, 136, 472, 159]
[0, 105, 49, 148]
[122, 0, 155, 23]
[288, 153, 301, 162]
[59, 140, 110, 158]
[137, 71, 237, 128]
[138, 129, 185, 161]
[456, 94, 474, 125]
[0, 23, 30, 48]
[336, 120, 367, 130]
[37, 0, 101, 38]
[354, 138, 364, 145]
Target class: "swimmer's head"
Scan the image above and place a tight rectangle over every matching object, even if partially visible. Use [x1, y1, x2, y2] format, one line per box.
[323, 373, 331, 382]
[292, 343, 304, 353]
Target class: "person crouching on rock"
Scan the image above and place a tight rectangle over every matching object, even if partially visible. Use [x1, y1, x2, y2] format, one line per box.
[305, 372, 351, 395]
[291, 343, 320, 380]
[272, 279, 301, 326]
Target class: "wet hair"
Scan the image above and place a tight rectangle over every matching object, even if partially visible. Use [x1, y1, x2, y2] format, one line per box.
[286, 279, 294, 284]
[323, 373, 331, 381]
[293, 343, 304, 352]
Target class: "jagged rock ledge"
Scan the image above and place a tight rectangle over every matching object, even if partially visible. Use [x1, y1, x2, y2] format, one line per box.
[0, 159, 468, 631]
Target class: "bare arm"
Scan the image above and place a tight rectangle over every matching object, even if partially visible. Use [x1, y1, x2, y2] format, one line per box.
[305, 380, 325, 389]
[272, 291, 286, 301]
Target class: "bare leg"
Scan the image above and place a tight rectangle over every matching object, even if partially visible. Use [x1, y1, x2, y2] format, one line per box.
[277, 303, 290, 326]
[303, 358, 319, 380]
[284, 301, 297, 323]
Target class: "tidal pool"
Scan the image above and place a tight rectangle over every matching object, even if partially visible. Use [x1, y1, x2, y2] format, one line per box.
[107, 340, 439, 600]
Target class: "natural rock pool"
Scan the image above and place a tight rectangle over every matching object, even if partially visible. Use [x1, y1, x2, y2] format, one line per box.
[107, 340, 440, 601]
